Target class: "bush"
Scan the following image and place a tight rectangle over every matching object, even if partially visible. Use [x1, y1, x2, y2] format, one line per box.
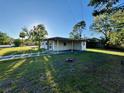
[14, 39, 21, 47]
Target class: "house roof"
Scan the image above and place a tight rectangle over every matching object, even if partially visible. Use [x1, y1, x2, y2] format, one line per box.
[44, 37, 86, 41]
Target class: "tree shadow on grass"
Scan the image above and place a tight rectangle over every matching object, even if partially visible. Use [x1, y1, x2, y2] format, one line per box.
[0, 52, 124, 93]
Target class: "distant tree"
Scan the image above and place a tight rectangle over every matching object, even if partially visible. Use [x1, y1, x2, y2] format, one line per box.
[19, 31, 26, 46]
[22, 27, 31, 39]
[14, 39, 21, 47]
[30, 24, 48, 50]
[0, 31, 11, 45]
[70, 20, 86, 39]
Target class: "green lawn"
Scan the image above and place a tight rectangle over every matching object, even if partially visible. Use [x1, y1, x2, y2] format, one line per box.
[87, 48, 124, 56]
[0, 46, 38, 56]
[0, 50, 124, 93]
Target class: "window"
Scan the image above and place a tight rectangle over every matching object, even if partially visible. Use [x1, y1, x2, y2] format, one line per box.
[82, 42, 85, 46]
[42, 43, 44, 45]
[46, 42, 48, 45]
[63, 42, 66, 46]
[49, 43, 52, 49]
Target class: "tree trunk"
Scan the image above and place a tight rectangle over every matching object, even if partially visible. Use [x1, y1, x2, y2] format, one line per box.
[104, 35, 110, 48]
[21, 38, 23, 46]
[38, 40, 41, 51]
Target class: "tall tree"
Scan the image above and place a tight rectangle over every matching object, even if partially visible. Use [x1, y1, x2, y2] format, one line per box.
[89, 0, 124, 48]
[70, 20, 86, 39]
[108, 10, 124, 47]
[19, 31, 26, 46]
[90, 10, 124, 47]
[30, 24, 48, 50]
[69, 31, 81, 39]
[90, 14, 114, 46]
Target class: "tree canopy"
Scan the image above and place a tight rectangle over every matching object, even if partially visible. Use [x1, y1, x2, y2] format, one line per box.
[19, 31, 26, 46]
[0, 31, 12, 45]
[88, 0, 121, 16]
[19, 31, 26, 39]
[90, 11, 124, 47]
[70, 20, 86, 39]
[30, 24, 48, 50]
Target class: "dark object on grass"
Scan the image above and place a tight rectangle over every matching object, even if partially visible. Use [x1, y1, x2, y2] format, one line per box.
[65, 58, 74, 63]
[121, 60, 124, 65]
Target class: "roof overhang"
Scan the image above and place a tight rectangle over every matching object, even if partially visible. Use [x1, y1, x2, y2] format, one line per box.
[43, 37, 86, 42]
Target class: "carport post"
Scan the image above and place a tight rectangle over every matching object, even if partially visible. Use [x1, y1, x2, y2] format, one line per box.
[57, 40, 59, 53]
[71, 40, 74, 52]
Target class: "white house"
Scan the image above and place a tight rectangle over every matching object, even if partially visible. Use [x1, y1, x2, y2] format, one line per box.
[41, 37, 86, 51]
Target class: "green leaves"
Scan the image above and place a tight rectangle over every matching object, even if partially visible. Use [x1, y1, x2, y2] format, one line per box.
[19, 31, 26, 39]
[88, 0, 120, 16]
[70, 20, 86, 39]
[88, 0, 119, 8]
[73, 21, 86, 32]
[109, 30, 124, 47]
[31, 24, 48, 41]
[30, 24, 48, 50]
[0, 32, 12, 45]
[90, 10, 124, 48]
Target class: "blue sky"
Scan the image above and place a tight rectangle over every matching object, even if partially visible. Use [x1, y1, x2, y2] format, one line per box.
[0, 0, 123, 39]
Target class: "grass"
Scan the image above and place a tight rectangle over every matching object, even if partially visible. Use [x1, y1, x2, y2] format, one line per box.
[0, 50, 124, 93]
[0, 46, 38, 56]
[87, 48, 124, 56]
[0, 47, 124, 57]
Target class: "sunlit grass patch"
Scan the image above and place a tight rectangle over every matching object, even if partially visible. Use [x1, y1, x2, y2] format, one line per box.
[87, 48, 124, 56]
[0, 46, 38, 56]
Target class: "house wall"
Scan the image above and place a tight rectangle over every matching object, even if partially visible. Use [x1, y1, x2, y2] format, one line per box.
[81, 42, 86, 50]
[73, 42, 82, 50]
[41, 41, 47, 49]
[53, 40, 72, 51]
[41, 40, 86, 51]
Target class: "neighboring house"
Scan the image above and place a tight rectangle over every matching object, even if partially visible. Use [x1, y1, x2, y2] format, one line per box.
[41, 37, 86, 51]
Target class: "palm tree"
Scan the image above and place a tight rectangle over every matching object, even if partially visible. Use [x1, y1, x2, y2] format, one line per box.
[73, 20, 86, 39]
[22, 27, 31, 39]
[19, 31, 26, 46]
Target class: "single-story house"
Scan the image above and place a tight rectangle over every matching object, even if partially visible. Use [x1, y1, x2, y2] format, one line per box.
[41, 37, 86, 51]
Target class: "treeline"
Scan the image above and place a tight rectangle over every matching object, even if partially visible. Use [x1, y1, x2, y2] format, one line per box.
[0, 24, 48, 50]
